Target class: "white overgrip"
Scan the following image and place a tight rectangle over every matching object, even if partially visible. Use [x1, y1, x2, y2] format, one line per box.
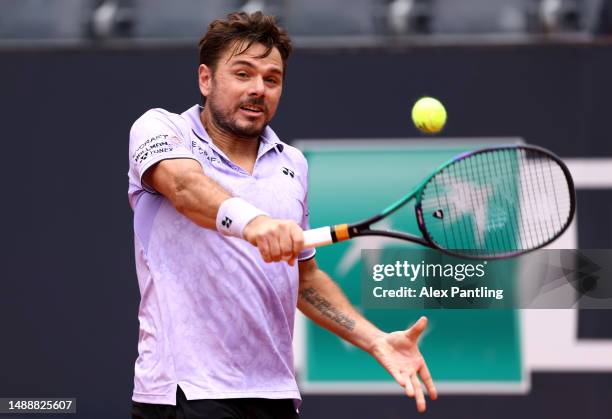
[303, 226, 334, 248]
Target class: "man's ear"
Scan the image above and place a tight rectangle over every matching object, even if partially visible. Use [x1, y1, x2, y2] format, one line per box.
[198, 64, 213, 98]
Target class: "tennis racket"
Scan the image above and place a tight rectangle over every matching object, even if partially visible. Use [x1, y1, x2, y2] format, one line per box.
[303, 145, 575, 259]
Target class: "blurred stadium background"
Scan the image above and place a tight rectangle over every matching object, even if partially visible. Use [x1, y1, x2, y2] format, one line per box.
[1, 1, 611, 418]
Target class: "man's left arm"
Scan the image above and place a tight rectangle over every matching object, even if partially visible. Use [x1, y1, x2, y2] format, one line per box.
[298, 258, 438, 413]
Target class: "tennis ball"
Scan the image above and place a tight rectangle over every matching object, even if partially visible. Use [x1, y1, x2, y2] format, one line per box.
[412, 97, 447, 134]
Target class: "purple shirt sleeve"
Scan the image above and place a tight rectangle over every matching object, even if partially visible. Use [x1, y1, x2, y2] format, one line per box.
[129, 109, 200, 193]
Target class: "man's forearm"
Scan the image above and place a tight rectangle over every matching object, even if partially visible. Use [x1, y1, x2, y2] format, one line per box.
[170, 170, 232, 229]
[145, 159, 231, 230]
[298, 267, 383, 353]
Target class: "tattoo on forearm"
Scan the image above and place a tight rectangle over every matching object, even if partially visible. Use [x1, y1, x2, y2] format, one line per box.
[300, 287, 356, 331]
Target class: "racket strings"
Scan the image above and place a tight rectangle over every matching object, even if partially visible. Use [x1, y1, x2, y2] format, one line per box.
[420, 148, 573, 257]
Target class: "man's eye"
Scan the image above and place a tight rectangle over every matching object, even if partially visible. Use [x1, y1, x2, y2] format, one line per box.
[236, 72, 249, 78]
[266, 78, 279, 85]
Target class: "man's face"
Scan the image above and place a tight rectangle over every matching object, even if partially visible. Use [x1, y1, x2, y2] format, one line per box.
[201, 41, 284, 139]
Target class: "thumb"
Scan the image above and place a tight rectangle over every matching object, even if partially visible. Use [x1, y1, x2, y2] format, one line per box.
[406, 316, 428, 340]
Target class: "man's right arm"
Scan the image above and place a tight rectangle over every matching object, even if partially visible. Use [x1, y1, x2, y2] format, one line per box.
[143, 159, 304, 265]
[144, 158, 230, 230]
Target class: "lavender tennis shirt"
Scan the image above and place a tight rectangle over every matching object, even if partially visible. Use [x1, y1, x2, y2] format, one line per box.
[128, 105, 315, 405]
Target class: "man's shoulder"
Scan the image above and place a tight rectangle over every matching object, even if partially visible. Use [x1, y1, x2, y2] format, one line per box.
[281, 142, 309, 170]
[129, 108, 195, 150]
[264, 127, 308, 168]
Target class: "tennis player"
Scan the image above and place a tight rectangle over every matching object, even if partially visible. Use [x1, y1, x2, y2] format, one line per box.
[128, 11, 437, 419]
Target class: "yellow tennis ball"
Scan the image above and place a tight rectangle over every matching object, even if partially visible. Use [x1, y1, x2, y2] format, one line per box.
[412, 97, 447, 134]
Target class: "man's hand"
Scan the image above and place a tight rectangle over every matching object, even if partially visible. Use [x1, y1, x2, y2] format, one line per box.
[369, 316, 437, 413]
[243, 216, 304, 265]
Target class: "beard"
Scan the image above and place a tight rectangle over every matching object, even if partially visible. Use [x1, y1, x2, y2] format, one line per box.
[206, 90, 269, 139]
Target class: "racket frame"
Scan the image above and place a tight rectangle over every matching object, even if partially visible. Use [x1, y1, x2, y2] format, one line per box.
[311, 144, 576, 260]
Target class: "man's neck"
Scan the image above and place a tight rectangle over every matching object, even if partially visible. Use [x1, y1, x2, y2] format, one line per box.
[200, 108, 260, 173]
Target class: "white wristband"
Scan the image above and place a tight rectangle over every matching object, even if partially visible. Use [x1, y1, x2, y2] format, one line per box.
[216, 197, 267, 239]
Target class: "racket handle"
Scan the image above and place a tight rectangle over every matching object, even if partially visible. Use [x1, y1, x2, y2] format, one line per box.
[303, 227, 334, 248]
[303, 224, 351, 248]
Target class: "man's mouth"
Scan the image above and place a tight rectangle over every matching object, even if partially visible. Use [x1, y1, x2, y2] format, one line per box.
[239, 104, 264, 116]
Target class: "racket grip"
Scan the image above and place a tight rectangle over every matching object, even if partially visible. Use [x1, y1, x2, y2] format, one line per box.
[303, 226, 334, 248]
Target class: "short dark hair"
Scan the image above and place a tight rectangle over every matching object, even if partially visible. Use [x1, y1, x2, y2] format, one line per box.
[198, 11, 292, 74]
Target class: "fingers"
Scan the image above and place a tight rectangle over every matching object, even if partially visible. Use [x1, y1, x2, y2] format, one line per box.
[256, 235, 272, 263]
[247, 218, 304, 264]
[269, 231, 282, 262]
[388, 368, 406, 388]
[290, 227, 304, 266]
[274, 222, 301, 264]
[411, 374, 426, 413]
[419, 362, 438, 400]
[401, 370, 427, 413]
[278, 225, 294, 263]
[403, 372, 415, 397]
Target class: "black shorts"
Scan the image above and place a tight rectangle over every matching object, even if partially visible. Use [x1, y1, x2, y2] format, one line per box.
[131, 387, 299, 419]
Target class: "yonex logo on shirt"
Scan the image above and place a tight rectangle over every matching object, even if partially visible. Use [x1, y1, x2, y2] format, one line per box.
[282, 167, 295, 178]
[132, 134, 175, 164]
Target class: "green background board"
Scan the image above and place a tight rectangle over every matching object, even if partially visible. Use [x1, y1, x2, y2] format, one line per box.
[299, 141, 525, 392]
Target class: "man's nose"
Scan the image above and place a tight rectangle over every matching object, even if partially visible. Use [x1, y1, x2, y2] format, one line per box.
[248, 76, 265, 96]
